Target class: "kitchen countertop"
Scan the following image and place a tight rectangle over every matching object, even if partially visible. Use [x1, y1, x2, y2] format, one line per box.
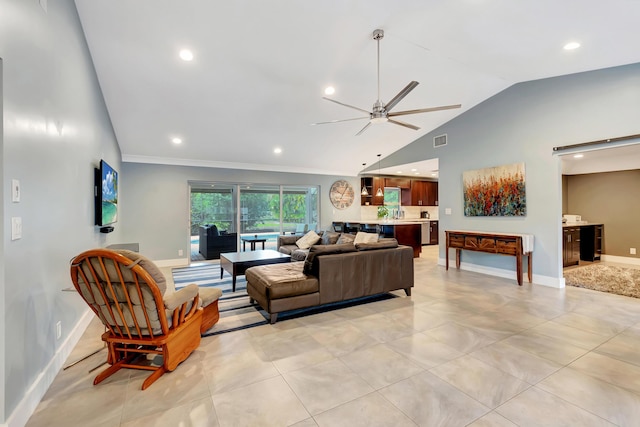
[563, 222, 603, 227]
[355, 219, 438, 225]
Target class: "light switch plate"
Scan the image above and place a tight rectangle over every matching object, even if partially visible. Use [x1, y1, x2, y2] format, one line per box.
[445, 208, 452, 215]
[11, 217, 22, 240]
[12, 179, 20, 202]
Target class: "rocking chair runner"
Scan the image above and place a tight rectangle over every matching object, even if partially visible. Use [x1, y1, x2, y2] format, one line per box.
[70, 249, 203, 390]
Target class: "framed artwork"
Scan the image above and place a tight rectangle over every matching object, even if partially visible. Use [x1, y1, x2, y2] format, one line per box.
[463, 162, 526, 216]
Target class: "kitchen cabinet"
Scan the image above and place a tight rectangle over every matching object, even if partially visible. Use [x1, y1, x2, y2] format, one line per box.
[562, 224, 605, 266]
[360, 177, 384, 206]
[563, 226, 581, 267]
[409, 180, 438, 206]
[384, 177, 411, 189]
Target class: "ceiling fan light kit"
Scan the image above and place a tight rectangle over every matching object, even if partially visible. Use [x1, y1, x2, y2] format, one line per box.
[313, 29, 461, 135]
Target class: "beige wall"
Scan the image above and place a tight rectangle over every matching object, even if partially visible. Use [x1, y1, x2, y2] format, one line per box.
[565, 170, 640, 258]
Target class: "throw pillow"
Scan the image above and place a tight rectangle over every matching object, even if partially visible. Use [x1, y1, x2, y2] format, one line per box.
[336, 233, 356, 245]
[321, 230, 341, 245]
[296, 230, 321, 249]
[353, 231, 379, 245]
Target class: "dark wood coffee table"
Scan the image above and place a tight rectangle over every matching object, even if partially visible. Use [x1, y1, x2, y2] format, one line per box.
[219, 250, 291, 291]
[241, 236, 267, 251]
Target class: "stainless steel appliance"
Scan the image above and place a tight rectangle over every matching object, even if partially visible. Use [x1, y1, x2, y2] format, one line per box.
[421, 222, 430, 245]
[420, 211, 430, 218]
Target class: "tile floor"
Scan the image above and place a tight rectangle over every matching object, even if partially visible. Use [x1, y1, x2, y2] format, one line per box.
[27, 246, 640, 426]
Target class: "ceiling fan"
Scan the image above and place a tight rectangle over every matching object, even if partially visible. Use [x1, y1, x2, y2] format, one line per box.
[313, 29, 461, 136]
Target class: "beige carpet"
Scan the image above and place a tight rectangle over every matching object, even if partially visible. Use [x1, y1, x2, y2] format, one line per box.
[564, 264, 640, 298]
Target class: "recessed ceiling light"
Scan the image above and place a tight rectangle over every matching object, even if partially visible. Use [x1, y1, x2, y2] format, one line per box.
[171, 137, 182, 144]
[411, 168, 417, 172]
[563, 42, 581, 50]
[179, 49, 194, 61]
[324, 86, 335, 96]
[573, 153, 584, 158]
[274, 147, 282, 154]
[431, 173, 437, 177]
[396, 171, 403, 174]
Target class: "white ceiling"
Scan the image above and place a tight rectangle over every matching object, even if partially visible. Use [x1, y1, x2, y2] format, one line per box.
[74, 0, 640, 177]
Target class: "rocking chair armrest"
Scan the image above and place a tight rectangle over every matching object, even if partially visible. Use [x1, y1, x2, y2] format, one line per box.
[164, 284, 199, 311]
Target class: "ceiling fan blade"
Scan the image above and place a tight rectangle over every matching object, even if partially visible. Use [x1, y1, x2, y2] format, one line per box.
[322, 97, 371, 115]
[388, 118, 420, 131]
[355, 122, 372, 136]
[311, 116, 369, 126]
[385, 81, 419, 112]
[389, 104, 462, 117]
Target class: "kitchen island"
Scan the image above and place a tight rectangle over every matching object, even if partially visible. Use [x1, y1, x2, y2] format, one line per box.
[346, 219, 426, 257]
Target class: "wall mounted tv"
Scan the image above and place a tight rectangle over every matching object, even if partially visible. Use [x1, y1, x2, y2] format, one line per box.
[95, 159, 118, 231]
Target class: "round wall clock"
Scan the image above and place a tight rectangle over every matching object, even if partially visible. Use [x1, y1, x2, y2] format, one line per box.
[330, 180, 355, 210]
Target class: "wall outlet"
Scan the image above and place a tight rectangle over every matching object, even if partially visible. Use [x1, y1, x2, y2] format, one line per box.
[56, 321, 62, 340]
[178, 249, 184, 256]
[631, 248, 637, 255]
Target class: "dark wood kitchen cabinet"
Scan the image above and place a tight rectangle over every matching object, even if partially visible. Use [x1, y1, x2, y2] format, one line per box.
[563, 226, 581, 267]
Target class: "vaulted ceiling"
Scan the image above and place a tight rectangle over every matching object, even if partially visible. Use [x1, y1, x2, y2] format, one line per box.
[74, 0, 640, 177]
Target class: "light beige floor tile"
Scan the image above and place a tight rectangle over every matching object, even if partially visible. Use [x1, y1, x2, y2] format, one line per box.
[381, 305, 452, 331]
[379, 371, 489, 426]
[271, 347, 336, 374]
[314, 392, 417, 427]
[496, 386, 616, 427]
[594, 327, 640, 367]
[538, 366, 640, 426]
[501, 330, 589, 365]
[455, 313, 529, 340]
[551, 312, 628, 337]
[26, 379, 127, 427]
[386, 332, 464, 369]
[290, 418, 319, 427]
[121, 396, 219, 427]
[467, 411, 518, 427]
[424, 322, 497, 353]
[469, 340, 562, 384]
[204, 347, 280, 394]
[212, 376, 309, 427]
[430, 355, 530, 408]
[528, 321, 611, 350]
[339, 343, 424, 389]
[348, 313, 418, 343]
[282, 358, 374, 415]
[250, 327, 324, 361]
[304, 321, 378, 357]
[569, 351, 640, 394]
[121, 358, 212, 423]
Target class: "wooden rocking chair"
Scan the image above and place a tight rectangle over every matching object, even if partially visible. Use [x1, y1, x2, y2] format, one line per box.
[70, 249, 203, 390]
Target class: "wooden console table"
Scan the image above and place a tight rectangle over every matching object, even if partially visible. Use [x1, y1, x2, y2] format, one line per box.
[445, 230, 533, 286]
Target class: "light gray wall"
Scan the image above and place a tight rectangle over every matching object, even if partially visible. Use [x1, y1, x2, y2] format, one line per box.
[1, 0, 121, 422]
[383, 63, 640, 283]
[120, 162, 360, 261]
[566, 170, 640, 258]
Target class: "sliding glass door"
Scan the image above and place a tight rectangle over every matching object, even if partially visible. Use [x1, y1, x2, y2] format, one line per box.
[190, 182, 319, 262]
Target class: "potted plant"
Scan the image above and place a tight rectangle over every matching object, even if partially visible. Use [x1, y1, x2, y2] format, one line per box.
[377, 205, 389, 219]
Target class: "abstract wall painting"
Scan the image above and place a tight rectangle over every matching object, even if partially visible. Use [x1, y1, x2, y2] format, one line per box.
[463, 162, 526, 216]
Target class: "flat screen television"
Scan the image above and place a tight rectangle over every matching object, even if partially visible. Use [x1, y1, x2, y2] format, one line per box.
[95, 159, 118, 228]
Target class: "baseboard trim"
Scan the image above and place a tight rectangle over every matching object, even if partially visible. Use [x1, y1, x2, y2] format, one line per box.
[437, 257, 563, 288]
[601, 254, 640, 266]
[6, 310, 93, 427]
[154, 257, 189, 267]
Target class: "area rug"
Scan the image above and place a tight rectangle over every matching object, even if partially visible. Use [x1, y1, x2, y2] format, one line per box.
[564, 264, 640, 298]
[172, 264, 397, 336]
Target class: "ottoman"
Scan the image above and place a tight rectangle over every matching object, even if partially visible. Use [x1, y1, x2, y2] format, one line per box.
[245, 262, 319, 324]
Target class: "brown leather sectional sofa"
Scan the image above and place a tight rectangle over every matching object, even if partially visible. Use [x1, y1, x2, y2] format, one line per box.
[245, 240, 414, 323]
